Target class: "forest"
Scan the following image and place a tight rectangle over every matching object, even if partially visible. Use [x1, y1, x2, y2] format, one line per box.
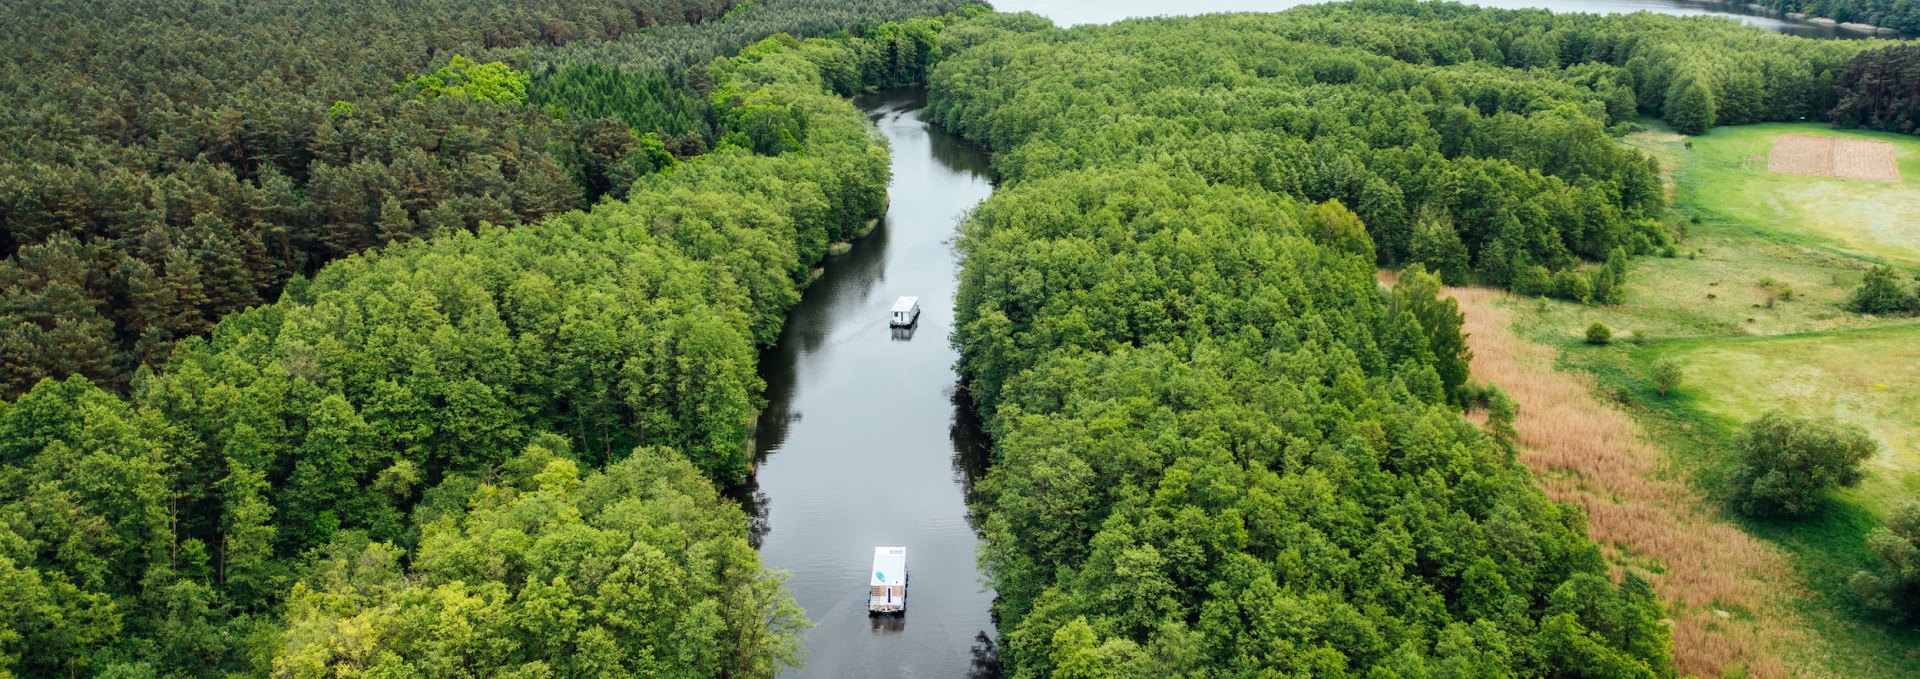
[929, 3, 1919, 677]
[934, 9, 1674, 677]
[0, 0, 970, 674]
[0, 0, 966, 400]
[3, 0, 1918, 676]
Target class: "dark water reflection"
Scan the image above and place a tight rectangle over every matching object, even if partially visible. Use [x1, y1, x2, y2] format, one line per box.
[736, 2, 1878, 676]
[737, 88, 998, 678]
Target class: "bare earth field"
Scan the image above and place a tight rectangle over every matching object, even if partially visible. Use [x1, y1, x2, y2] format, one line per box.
[1768, 134, 1901, 182]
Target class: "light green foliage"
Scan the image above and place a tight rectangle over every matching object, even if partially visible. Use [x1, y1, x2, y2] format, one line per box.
[1649, 357, 1682, 397]
[1586, 322, 1614, 345]
[1727, 410, 1879, 518]
[928, 2, 1680, 299]
[274, 446, 805, 678]
[404, 55, 532, 106]
[1309, 199, 1376, 262]
[1391, 264, 1474, 403]
[943, 17, 1670, 669]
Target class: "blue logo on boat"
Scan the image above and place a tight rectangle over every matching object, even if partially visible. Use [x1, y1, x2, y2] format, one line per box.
[875, 571, 885, 581]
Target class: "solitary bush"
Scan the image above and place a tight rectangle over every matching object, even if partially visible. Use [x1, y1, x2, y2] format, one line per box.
[1586, 322, 1614, 345]
[1853, 495, 1920, 623]
[1726, 410, 1879, 518]
[1650, 357, 1683, 396]
[1850, 265, 1918, 315]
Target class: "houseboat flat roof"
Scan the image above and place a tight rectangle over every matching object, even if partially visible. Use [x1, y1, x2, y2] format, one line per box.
[871, 546, 906, 586]
[891, 297, 919, 312]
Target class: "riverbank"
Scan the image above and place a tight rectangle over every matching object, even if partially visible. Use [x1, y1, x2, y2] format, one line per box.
[742, 88, 998, 678]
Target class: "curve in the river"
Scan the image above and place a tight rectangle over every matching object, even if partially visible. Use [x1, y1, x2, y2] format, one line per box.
[740, 88, 998, 679]
[740, 2, 1875, 677]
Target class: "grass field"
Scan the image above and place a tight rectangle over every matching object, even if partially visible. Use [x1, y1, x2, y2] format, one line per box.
[1626, 123, 1920, 269]
[1488, 121, 1920, 677]
[1659, 326, 1920, 513]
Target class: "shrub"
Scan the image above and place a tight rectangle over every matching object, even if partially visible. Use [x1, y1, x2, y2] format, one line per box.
[1586, 322, 1613, 345]
[1852, 495, 1920, 623]
[1726, 410, 1878, 518]
[1650, 357, 1682, 396]
[1850, 265, 1918, 315]
[1513, 264, 1553, 296]
[1553, 268, 1595, 304]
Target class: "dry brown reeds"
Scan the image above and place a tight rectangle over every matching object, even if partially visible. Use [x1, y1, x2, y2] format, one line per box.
[1448, 285, 1802, 678]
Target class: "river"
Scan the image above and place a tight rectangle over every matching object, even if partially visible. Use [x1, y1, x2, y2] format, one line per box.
[745, 3, 1866, 678]
[741, 88, 997, 678]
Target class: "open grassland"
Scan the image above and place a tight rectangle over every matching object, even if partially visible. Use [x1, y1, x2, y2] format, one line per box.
[1466, 120, 1920, 677]
[1657, 326, 1920, 514]
[1627, 122, 1920, 269]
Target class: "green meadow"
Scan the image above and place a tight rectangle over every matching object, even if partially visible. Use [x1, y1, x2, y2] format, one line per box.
[1510, 121, 1920, 677]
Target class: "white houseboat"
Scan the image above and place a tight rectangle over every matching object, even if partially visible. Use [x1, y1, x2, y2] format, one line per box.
[869, 546, 908, 615]
[890, 297, 920, 328]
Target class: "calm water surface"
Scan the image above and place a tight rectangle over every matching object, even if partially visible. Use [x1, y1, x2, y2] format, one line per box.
[746, 3, 1870, 678]
[743, 88, 997, 678]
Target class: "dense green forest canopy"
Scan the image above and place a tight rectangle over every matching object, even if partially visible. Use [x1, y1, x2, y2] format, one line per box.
[0, 3, 970, 674]
[1832, 43, 1920, 132]
[916, 3, 1910, 675]
[0, 0, 965, 400]
[932, 0, 1905, 297]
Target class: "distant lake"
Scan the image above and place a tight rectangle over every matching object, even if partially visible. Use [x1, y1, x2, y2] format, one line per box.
[992, 0, 1886, 38]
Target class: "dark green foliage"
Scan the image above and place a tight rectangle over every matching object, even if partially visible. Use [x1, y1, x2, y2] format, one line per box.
[1853, 495, 1920, 623]
[1849, 265, 1920, 314]
[0, 0, 970, 399]
[519, 0, 974, 79]
[1833, 44, 1920, 134]
[941, 11, 1672, 676]
[1726, 410, 1879, 518]
[0, 20, 931, 675]
[531, 63, 711, 153]
[1586, 322, 1614, 345]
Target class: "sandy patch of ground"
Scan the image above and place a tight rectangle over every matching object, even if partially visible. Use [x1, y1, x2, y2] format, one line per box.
[1769, 135, 1901, 182]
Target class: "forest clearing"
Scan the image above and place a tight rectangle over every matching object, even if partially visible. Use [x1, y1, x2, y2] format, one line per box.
[1635, 124, 1920, 268]
[1487, 119, 1920, 675]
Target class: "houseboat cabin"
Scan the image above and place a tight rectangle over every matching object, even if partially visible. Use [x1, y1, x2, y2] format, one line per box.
[869, 546, 908, 615]
[890, 297, 920, 328]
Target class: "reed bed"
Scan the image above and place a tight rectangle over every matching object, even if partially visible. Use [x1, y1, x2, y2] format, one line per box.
[1449, 285, 1802, 678]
